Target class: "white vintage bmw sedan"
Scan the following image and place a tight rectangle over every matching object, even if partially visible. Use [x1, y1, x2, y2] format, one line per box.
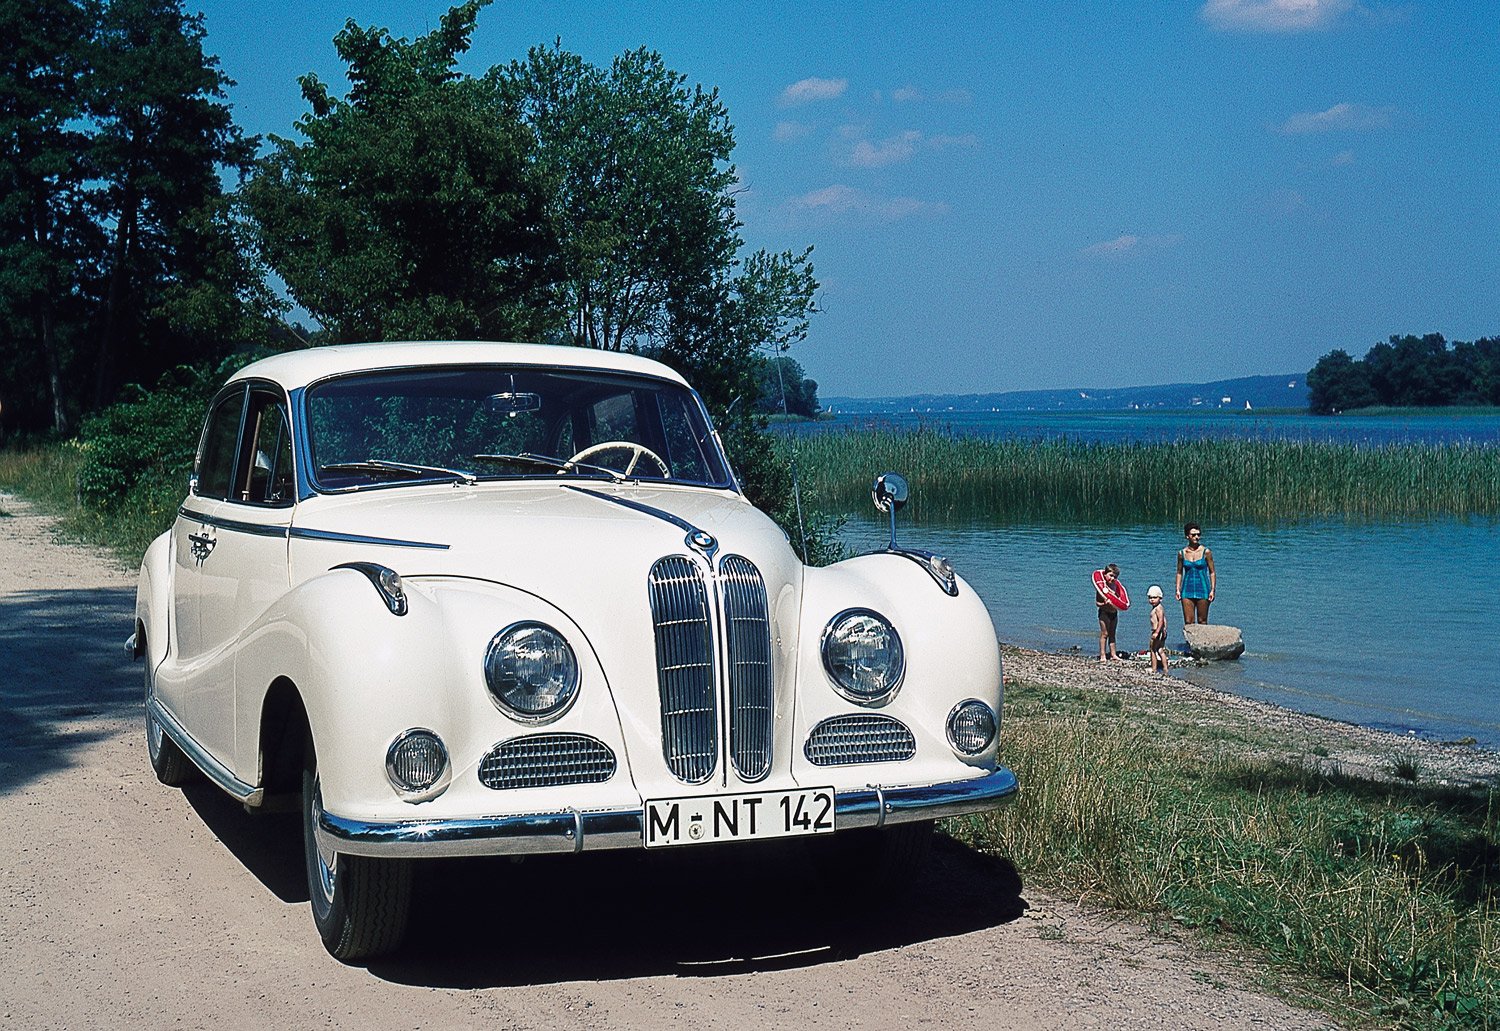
[130, 341, 1016, 959]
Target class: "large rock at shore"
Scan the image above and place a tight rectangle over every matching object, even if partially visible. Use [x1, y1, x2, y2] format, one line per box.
[1183, 623, 1245, 660]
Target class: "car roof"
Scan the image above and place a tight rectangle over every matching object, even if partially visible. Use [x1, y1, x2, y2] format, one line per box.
[227, 341, 693, 392]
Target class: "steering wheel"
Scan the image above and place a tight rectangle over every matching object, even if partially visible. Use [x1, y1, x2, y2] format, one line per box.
[565, 440, 671, 478]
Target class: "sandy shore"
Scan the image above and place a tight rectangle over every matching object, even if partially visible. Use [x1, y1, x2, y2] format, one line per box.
[1002, 644, 1500, 787]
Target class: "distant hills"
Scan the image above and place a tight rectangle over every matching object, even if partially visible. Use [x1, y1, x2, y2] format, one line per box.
[823, 373, 1309, 414]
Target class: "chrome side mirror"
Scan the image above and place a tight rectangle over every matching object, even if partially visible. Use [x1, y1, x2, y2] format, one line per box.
[872, 472, 909, 550]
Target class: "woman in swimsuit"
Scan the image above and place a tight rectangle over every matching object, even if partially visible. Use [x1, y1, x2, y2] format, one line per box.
[1175, 522, 1215, 624]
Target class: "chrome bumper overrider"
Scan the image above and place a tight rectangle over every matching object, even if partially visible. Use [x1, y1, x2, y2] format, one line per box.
[317, 766, 1019, 859]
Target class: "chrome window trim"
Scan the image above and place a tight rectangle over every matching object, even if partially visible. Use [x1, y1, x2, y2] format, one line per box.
[295, 363, 738, 497]
[819, 607, 906, 707]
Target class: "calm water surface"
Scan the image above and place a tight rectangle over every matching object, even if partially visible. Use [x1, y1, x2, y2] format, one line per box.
[843, 515, 1500, 748]
[785, 410, 1500, 446]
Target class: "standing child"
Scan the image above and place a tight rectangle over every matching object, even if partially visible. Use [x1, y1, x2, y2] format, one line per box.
[1093, 563, 1128, 662]
[1146, 585, 1169, 673]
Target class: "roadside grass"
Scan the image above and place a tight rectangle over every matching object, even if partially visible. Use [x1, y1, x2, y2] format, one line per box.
[946, 679, 1499, 1029]
[788, 429, 1500, 524]
[0, 443, 177, 564]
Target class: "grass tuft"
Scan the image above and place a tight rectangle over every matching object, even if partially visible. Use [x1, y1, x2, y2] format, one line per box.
[947, 681, 1500, 1028]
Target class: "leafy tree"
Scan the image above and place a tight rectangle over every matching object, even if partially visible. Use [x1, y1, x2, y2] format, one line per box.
[85, 0, 269, 407]
[0, 0, 99, 433]
[1308, 333, 1500, 413]
[245, 0, 557, 343]
[754, 355, 820, 417]
[1306, 349, 1376, 413]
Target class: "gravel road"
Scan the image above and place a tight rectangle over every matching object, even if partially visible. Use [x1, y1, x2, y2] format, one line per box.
[0, 492, 1333, 1030]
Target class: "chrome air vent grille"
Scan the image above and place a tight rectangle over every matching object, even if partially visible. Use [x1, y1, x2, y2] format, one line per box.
[804, 714, 916, 766]
[478, 734, 616, 789]
[648, 556, 718, 783]
[721, 555, 773, 781]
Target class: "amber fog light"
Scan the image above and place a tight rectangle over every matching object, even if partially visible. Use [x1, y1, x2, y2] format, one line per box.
[946, 700, 997, 756]
[386, 729, 451, 802]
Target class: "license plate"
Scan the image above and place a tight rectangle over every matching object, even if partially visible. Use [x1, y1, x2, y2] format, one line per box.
[643, 786, 836, 848]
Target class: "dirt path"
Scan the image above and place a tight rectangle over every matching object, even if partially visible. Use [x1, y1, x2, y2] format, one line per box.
[0, 492, 1334, 1030]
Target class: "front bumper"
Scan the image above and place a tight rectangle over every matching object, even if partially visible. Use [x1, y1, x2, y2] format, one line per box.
[317, 766, 1019, 859]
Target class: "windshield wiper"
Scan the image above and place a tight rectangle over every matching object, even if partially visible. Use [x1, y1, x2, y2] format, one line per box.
[472, 452, 626, 482]
[321, 459, 477, 486]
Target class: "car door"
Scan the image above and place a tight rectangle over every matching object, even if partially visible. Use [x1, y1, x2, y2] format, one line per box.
[180, 385, 294, 769]
[168, 386, 246, 726]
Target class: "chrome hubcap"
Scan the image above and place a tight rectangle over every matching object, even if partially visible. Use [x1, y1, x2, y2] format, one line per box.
[310, 779, 338, 903]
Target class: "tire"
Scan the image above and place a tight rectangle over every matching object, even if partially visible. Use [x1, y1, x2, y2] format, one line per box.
[302, 760, 413, 961]
[145, 662, 199, 786]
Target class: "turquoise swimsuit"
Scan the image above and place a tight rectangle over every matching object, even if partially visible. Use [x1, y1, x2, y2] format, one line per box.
[1180, 551, 1210, 599]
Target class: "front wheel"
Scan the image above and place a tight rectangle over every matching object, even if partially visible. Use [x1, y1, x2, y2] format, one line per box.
[302, 761, 413, 961]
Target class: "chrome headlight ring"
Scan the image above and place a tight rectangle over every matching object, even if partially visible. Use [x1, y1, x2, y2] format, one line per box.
[946, 699, 998, 756]
[482, 621, 581, 724]
[820, 608, 905, 707]
[385, 728, 451, 802]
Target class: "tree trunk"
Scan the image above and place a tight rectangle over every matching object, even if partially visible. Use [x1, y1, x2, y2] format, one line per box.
[93, 183, 137, 410]
[41, 309, 69, 436]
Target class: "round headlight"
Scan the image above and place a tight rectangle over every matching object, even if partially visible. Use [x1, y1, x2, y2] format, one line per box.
[821, 608, 905, 706]
[946, 699, 997, 756]
[385, 728, 450, 802]
[483, 622, 580, 722]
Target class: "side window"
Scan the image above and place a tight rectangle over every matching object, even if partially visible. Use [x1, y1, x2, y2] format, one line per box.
[238, 391, 294, 505]
[197, 391, 244, 500]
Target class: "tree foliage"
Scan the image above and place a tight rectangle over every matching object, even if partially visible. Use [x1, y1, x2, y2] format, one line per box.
[1308, 334, 1500, 413]
[754, 355, 820, 417]
[245, 1, 556, 343]
[0, 0, 276, 434]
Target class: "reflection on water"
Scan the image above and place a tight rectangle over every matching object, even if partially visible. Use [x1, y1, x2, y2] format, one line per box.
[843, 515, 1500, 748]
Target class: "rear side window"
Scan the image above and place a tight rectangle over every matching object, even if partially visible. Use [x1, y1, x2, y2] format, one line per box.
[197, 390, 245, 500]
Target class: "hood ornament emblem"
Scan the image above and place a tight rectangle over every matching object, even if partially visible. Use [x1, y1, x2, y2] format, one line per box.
[687, 530, 718, 559]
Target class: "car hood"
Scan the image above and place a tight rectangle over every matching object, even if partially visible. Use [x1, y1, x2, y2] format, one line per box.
[287, 482, 806, 791]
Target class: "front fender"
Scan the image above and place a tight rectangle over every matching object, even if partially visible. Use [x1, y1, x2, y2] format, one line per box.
[233, 570, 627, 821]
[795, 552, 1003, 781]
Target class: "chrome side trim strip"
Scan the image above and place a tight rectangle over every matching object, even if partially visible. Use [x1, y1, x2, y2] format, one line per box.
[317, 766, 1018, 858]
[289, 527, 450, 550]
[177, 507, 290, 538]
[147, 696, 264, 805]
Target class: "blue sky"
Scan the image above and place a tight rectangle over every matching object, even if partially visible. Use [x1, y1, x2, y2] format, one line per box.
[196, 0, 1498, 397]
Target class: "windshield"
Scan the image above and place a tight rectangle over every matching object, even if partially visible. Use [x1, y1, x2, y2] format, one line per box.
[304, 365, 734, 491]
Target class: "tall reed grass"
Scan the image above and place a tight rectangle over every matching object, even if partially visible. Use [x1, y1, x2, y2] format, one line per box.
[788, 428, 1500, 524]
[948, 682, 1499, 1028]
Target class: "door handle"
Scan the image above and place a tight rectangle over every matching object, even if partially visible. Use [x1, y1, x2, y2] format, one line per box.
[188, 532, 216, 563]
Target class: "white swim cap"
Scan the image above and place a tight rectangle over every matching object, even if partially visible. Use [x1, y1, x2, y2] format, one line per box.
[1147, 585, 1163, 598]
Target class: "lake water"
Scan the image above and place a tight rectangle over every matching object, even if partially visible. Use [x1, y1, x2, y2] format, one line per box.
[842, 514, 1500, 749]
[785, 409, 1500, 447]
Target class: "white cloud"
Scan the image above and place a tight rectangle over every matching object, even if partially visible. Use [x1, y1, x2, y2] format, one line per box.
[846, 130, 978, 167]
[1081, 233, 1183, 257]
[787, 184, 948, 224]
[774, 120, 814, 142]
[889, 85, 973, 104]
[1328, 149, 1356, 166]
[779, 77, 848, 107]
[1279, 102, 1395, 133]
[1200, 0, 1354, 32]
